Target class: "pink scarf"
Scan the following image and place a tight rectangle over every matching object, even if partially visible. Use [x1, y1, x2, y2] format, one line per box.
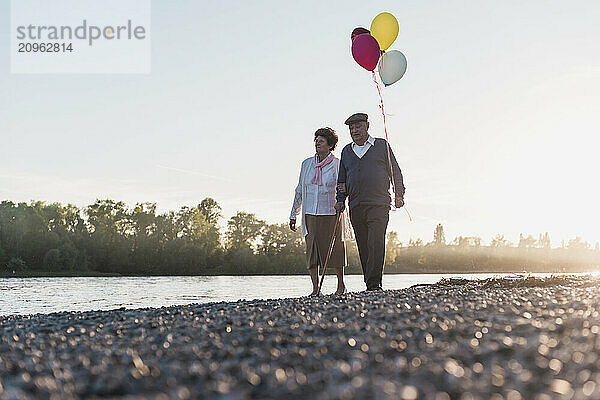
[311, 153, 335, 185]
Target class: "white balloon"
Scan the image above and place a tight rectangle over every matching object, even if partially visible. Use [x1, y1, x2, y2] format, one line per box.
[378, 50, 407, 86]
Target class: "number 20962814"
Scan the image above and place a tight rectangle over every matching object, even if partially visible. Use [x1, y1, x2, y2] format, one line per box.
[18, 43, 73, 52]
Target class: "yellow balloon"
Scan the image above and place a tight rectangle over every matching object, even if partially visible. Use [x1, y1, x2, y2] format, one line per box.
[370, 12, 399, 51]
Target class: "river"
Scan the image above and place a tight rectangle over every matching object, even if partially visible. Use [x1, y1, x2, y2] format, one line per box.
[0, 272, 584, 316]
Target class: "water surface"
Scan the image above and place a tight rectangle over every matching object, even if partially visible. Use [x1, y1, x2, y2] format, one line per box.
[0, 273, 584, 316]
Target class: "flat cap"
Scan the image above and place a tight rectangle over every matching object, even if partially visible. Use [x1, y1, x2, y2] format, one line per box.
[344, 113, 368, 125]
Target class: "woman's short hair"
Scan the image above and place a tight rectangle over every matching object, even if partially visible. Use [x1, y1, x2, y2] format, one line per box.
[314, 127, 338, 151]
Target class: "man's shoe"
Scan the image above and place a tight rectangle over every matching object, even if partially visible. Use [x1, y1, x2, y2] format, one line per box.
[366, 285, 383, 291]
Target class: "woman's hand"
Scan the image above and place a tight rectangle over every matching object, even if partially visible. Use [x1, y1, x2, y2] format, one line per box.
[289, 218, 296, 232]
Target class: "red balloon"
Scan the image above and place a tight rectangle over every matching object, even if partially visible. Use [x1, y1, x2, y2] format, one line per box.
[351, 27, 370, 41]
[351, 34, 380, 71]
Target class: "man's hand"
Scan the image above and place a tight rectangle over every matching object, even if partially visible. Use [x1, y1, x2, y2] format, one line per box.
[395, 197, 405, 208]
[289, 218, 296, 232]
[334, 202, 345, 214]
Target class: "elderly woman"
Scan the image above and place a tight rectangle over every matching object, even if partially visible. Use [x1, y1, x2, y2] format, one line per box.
[290, 127, 349, 296]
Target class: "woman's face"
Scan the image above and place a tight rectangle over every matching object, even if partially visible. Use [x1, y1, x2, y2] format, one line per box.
[315, 135, 331, 154]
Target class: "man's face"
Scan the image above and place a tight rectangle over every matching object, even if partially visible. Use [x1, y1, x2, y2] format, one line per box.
[349, 121, 369, 145]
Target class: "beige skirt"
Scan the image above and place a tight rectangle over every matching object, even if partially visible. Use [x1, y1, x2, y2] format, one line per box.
[305, 214, 346, 270]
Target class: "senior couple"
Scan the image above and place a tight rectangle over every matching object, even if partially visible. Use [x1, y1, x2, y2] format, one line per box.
[290, 113, 405, 296]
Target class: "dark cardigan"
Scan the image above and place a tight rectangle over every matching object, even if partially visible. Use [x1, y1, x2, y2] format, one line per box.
[336, 138, 405, 209]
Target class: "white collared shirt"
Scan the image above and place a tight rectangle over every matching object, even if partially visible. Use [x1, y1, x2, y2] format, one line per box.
[351, 135, 375, 158]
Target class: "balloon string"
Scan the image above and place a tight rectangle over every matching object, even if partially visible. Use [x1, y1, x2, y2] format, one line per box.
[403, 206, 413, 221]
[371, 70, 412, 222]
[371, 70, 396, 205]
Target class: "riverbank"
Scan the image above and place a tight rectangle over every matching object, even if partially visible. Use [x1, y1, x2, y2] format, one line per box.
[1, 276, 599, 399]
[2, 268, 598, 278]
[0, 271, 122, 278]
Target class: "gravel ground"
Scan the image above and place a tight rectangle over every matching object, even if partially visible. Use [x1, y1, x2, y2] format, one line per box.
[1, 275, 600, 399]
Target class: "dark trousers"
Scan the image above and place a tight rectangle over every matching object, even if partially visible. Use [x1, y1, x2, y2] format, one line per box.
[349, 205, 389, 289]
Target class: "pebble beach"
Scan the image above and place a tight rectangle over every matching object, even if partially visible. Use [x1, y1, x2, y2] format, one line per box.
[2, 275, 600, 399]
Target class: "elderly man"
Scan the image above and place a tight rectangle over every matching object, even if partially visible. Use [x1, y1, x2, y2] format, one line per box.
[334, 113, 405, 291]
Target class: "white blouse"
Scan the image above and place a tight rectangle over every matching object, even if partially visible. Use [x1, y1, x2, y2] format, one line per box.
[290, 155, 353, 240]
[303, 159, 337, 216]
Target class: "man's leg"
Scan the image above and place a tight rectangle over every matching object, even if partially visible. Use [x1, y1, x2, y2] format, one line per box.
[365, 205, 389, 289]
[349, 206, 369, 286]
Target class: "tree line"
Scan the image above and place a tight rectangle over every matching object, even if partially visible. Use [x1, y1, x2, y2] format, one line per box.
[0, 201, 597, 276]
[384, 224, 599, 273]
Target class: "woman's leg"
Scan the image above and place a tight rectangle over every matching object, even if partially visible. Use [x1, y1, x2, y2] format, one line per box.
[305, 215, 320, 295]
[334, 266, 345, 294]
[309, 267, 320, 295]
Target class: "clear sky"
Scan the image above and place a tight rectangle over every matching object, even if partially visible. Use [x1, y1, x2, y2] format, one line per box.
[1, 0, 599, 247]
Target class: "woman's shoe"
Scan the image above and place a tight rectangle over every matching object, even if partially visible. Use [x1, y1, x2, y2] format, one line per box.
[334, 285, 347, 295]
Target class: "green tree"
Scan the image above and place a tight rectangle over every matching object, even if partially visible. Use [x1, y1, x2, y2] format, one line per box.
[491, 234, 511, 248]
[198, 198, 222, 225]
[518, 234, 536, 249]
[6, 257, 26, 272]
[259, 223, 303, 256]
[408, 238, 423, 247]
[59, 204, 87, 234]
[226, 212, 265, 250]
[345, 240, 361, 273]
[43, 249, 62, 270]
[453, 236, 481, 248]
[567, 237, 590, 250]
[174, 206, 220, 247]
[21, 201, 57, 267]
[131, 202, 158, 269]
[84, 199, 132, 273]
[433, 224, 446, 246]
[0, 201, 17, 255]
[538, 232, 551, 249]
[132, 203, 157, 237]
[385, 231, 402, 266]
[189, 210, 221, 255]
[86, 199, 131, 236]
[58, 240, 79, 270]
[0, 244, 7, 264]
[155, 211, 178, 243]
